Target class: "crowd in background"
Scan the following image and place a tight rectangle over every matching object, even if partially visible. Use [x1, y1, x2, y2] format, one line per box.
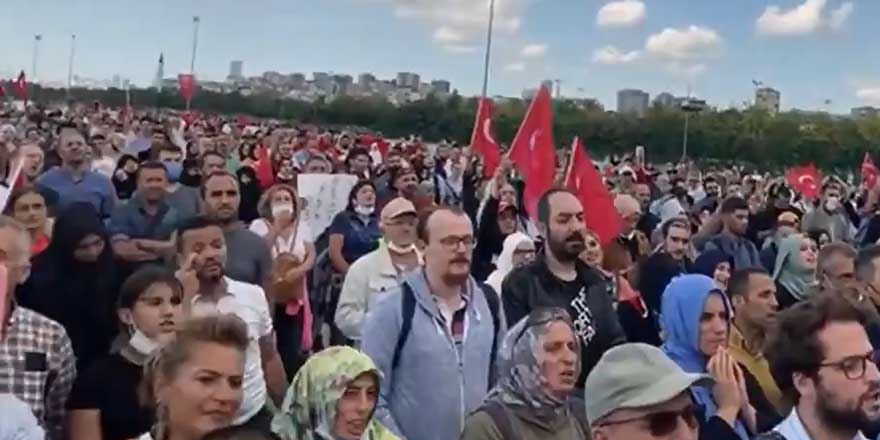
[1, 101, 880, 440]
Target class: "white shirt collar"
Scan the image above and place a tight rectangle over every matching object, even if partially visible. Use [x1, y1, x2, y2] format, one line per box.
[775, 408, 868, 440]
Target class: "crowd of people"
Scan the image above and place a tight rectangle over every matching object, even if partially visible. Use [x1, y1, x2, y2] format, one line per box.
[1, 101, 880, 440]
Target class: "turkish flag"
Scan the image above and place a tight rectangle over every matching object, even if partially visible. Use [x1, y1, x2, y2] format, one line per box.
[0, 83, 5, 98]
[178, 74, 196, 103]
[508, 84, 557, 219]
[565, 137, 622, 245]
[785, 163, 822, 200]
[469, 97, 501, 179]
[181, 111, 199, 127]
[13, 71, 27, 103]
[255, 144, 275, 189]
[862, 153, 878, 190]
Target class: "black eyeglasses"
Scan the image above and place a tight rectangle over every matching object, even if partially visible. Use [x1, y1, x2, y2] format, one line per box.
[599, 404, 697, 436]
[818, 350, 880, 380]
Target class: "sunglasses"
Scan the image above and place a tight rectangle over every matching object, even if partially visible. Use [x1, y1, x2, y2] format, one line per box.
[599, 403, 697, 437]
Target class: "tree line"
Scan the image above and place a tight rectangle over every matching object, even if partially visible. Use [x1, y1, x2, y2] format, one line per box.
[17, 84, 880, 170]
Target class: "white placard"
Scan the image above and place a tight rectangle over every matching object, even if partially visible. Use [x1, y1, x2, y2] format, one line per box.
[297, 174, 358, 241]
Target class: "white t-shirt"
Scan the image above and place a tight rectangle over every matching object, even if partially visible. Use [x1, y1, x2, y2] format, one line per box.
[249, 219, 313, 260]
[190, 277, 273, 424]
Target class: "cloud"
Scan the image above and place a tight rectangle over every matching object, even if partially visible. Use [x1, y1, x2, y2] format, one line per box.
[504, 62, 526, 72]
[829, 2, 854, 30]
[645, 25, 723, 61]
[857, 87, 880, 104]
[521, 44, 547, 58]
[385, 0, 525, 54]
[592, 45, 641, 64]
[442, 45, 479, 54]
[756, 0, 853, 36]
[596, 0, 646, 28]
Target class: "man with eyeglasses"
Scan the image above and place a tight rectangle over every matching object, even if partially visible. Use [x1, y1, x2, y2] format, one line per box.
[761, 294, 880, 440]
[503, 188, 626, 383]
[361, 207, 505, 440]
[585, 343, 709, 440]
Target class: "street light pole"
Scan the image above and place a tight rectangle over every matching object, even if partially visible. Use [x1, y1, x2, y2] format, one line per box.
[480, 0, 495, 98]
[32, 35, 41, 83]
[66, 34, 76, 101]
[190, 16, 200, 75]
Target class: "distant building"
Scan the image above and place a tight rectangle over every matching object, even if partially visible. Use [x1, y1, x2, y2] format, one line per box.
[852, 106, 879, 120]
[289, 73, 306, 90]
[228, 60, 244, 80]
[617, 89, 650, 116]
[358, 73, 376, 93]
[653, 92, 676, 108]
[522, 88, 538, 100]
[755, 87, 781, 114]
[313, 72, 332, 92]
[431, 79, 451, 94]
[333, 74, 354, 96]
[397, 72, 420, 90]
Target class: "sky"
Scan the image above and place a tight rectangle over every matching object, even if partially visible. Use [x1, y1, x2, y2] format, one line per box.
[2, 0, 879, 113]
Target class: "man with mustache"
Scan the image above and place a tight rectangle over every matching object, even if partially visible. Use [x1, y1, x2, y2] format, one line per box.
[175, 216, 287, 430]
[761, 294, 880, 440]
[200, 171, 272, 286]
[361, 207, 504, 440]
[503, 188, 626, 383]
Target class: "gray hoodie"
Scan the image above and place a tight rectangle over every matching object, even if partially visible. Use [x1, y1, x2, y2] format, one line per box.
[361, 269, 505, 440]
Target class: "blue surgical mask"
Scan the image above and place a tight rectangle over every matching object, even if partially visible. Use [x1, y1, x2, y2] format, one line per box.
[163, 161, 183, 183]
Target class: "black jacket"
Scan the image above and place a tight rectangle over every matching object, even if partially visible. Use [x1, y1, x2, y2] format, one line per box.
[502, 257, 626, 385]
[638, 252, 691, 316]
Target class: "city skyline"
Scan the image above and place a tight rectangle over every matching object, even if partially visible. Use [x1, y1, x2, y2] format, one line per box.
[1, 0, 877, 113]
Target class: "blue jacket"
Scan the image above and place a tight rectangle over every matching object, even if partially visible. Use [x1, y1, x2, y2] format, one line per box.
[361, 269, 504, 440]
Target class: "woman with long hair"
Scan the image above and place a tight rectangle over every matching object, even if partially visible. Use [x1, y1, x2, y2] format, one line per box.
[249, 184, 316, 377]
[68, 266, 184, 440]
[6, 185, 53, 257]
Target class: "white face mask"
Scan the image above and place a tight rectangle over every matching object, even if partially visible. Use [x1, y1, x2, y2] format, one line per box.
[387, 241, 417, 254]
[825, 197, 840, 211]
[355, 205, 375, 216]
[272, 203, 294, 218]
[129, 327, 160, 355]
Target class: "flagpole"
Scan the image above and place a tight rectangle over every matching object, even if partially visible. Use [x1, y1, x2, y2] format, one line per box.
[480, 0, 495, 98]
[66, 34, 76, 101]
[32, 35, 41, 103]
[190, 16, 200, 75]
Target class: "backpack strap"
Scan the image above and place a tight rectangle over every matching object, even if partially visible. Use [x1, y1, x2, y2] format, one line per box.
[481, 401, 519, 440]
[391, 282, 417, 371]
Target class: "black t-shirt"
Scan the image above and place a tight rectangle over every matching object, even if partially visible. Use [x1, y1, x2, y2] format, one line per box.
[67, 353, 153, 440]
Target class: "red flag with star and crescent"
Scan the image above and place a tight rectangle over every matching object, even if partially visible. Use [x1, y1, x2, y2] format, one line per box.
[469, 97, 501, 179]
[862, 153, 877, 190]
[565, 136, 621, 245]
[508, 84, 557, 219]
[785, 163, 822, 201]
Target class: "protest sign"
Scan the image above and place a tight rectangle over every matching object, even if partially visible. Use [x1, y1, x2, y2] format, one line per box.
[0, 159, 24, 212]
[297, 174, 358, 241]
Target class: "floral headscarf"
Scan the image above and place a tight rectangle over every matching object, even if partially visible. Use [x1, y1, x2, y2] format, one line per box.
[271, 346, 398, 440]
[486, 308, 580, 424]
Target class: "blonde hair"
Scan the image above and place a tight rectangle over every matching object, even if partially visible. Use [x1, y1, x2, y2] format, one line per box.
[140, 315, 249, 425]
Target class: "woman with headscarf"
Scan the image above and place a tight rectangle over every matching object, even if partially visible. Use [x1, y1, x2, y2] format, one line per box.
[237, 166, 262, 224]
[661, 274, 779, 440]
[772, 233, 818, 310]
[18, 202, 122, 372]
[272, 346, 399, 440]
[694, 250, 734, 292]
[462, 308, 587, 440]
[485, 232, 536, 295]
[112, 154, 139, 200]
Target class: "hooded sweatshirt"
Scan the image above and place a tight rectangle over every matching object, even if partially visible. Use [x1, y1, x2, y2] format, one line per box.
[660, 274, 749, 440]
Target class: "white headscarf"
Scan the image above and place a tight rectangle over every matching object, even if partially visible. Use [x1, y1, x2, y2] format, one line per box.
[0, 394, 44, 440]
[486, 232, 533, 294]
